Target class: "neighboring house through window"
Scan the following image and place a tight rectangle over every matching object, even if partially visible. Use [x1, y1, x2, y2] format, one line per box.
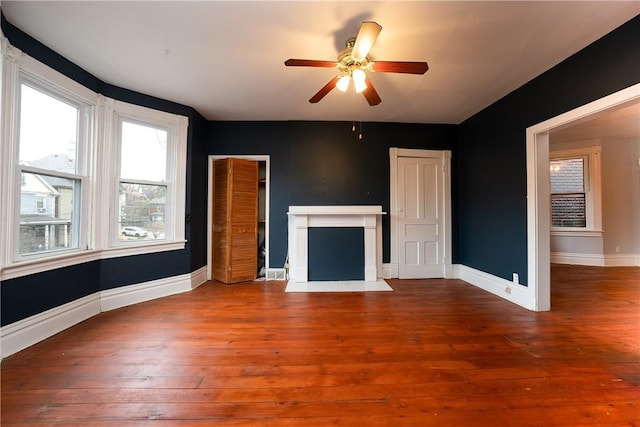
[0, 38, 188, 279]
[16, 78, 88, 257]
[550, 146, 602, 234]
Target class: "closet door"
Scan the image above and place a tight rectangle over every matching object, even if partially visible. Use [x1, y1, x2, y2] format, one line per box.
[212, 158, 258, 283]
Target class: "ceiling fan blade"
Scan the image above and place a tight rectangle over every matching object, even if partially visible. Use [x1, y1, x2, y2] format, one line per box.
[362, 76, 382, 106]
[284, 59, 337, 68]
[309, 76, 340, 103]
[371, 61, 429, 74]
[352, 21, 382, 60]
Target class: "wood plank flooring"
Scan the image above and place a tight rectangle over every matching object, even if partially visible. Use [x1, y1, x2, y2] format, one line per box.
[2, 265, 638, 426]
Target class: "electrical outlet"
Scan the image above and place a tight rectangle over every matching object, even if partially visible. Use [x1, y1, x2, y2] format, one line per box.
[512, 273, 519, 284]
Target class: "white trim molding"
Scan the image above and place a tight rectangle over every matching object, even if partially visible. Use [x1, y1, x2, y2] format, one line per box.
[1, 267, 209, 359]
[207, 155, 271, 281]
[190, 266, 208, 289]
[389, 148, 453, 279]
[0, 38, 188, 281]
[0, 294, 101, 359]
[604, 254, 640, 267]
[551, 252, 605, 267]
[100, 273, 193, 312]
[455, 265, 533, 311]
[551, 252, 640, 267]
[526, 83, 640, 312]
[287, 205, 386, 282]
[381, 263, 398, 279]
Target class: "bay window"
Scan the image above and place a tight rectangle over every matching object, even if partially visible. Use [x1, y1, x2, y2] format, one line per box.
[1, 39, 188, 279]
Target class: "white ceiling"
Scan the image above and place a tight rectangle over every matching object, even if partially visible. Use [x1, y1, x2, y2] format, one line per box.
[551, 99, 640, 144]
[2, 1, 639, 124]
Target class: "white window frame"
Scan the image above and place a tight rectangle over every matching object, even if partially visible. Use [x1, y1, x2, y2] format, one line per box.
[16, 75, 92, 260]
[100, 100, 188, 257]
[550, 146, 602, 236]
[1, 38, 188, 280]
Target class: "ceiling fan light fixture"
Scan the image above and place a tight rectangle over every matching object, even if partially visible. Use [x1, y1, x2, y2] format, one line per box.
[336, 75, 350, 92]
[352, 69, 367, 93]
[284, 20, 428, 106]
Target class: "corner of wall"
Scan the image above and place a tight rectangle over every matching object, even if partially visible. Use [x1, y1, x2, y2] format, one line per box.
[1, 268, 208, 359]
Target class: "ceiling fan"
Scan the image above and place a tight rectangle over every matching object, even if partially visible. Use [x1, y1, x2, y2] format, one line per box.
[284, 21, 429, 106]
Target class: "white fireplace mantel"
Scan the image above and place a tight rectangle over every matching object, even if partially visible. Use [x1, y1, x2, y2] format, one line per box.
[287, 205, 386, 282]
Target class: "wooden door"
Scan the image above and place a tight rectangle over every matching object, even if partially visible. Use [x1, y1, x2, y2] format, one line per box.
[398, 157, 445, 278]
[212, 158, 258, 283]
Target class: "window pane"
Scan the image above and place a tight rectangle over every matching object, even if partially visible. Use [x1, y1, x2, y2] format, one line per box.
[550, 158, 584, 193]
[20, 172, 79, 255]
[19, 84, 78, 173]
[118, 182, 167, 240]
[551, 193, 586, 227]
[120, 121, 167, 182]
[550, 157, 587, 228]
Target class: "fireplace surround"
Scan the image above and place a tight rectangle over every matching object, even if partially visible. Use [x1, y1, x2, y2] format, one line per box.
[287, 206, 386, 282]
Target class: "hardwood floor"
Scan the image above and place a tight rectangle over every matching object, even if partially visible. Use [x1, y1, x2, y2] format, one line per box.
[2, 265, 638, 426]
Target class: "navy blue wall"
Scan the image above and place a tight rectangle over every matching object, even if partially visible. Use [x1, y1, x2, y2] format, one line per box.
[0, 14, 209, 325]
[457, 15, 640, 285]
[208, 121, 458, 268]
[2, 10, 638, 326]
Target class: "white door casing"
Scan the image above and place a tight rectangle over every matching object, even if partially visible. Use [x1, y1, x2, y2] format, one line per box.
[207, 155, 270, 281]
[526, 83, 640, 311]
[390, 148, 452, 279]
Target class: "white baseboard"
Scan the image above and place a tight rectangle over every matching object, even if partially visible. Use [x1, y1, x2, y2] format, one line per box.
[551, 252, 605, 266]
[1, 294, 101, 359]
[1, 268, 207, 359]
[455, 265, 534, 311]
[382, 263, 455, 279]
[190, 266, 208, 289]
[604, 254, 640, 267]
[381, 263, 398, 279]
[551, 252, 640, 267]
[100, 273, 193, 312]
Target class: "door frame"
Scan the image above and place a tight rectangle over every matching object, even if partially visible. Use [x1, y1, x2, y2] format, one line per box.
[526, 83, 639, 311]
[207, 154, 270, 281]
[389, 148, 453, 279]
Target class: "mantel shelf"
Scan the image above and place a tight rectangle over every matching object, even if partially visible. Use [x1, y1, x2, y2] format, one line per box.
[288, 206, 386, 216]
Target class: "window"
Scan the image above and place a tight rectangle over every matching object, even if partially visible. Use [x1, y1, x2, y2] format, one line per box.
[15, 78, 90, 259]
[550, 146, 601, 233]
[1, 40, 188, 279]
[109, 101, 187, 250]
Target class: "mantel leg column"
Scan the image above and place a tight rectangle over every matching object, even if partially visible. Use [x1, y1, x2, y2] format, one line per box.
[364, 215, 377, 281]
[288, 213, 309, 282]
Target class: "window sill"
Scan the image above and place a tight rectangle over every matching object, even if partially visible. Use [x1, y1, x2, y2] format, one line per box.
[550, 229, 603, 238]
[101, 240, 187, 259]
[0, 240, 187, 281]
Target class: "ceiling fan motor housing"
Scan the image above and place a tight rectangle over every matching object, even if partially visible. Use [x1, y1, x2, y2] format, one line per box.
[338, 37, 371, 76]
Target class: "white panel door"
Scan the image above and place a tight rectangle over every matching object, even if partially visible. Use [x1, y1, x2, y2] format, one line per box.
[398, 157, 444, 278]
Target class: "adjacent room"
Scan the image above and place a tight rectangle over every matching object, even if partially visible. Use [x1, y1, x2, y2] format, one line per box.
[1, 2, 638, 425]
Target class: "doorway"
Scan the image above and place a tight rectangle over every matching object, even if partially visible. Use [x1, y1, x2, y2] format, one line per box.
[389, 148, 453, 279]
[207, 155, 270, 281]
[526, 83, 640, 311]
